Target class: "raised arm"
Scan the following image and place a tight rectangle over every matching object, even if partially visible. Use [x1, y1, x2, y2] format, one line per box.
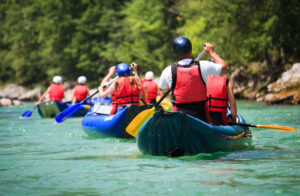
[204, 43, 229, 74]
[98, 67, 116, 97]
[36, 87, 50, 105]
[100, 66, 116, 87]
[130, 63, 140, 82]
[142, 85, 148, 103]
[227, 81, 237, 123]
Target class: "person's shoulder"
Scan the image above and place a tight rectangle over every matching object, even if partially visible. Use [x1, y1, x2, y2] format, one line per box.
[199, 60, 213, 66]
[162, 65, 172, 71]
[161, 65, 172, 76]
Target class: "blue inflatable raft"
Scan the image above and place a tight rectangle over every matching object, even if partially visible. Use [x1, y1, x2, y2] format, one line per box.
[82, 104, 151, 138]
[137, 111, 252, 156]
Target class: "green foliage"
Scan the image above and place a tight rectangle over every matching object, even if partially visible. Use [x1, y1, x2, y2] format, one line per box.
[0, 0, 299, 87]
[176, 0, 300, 70]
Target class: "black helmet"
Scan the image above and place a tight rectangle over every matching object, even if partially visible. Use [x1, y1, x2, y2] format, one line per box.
[173, 36, 192, 56]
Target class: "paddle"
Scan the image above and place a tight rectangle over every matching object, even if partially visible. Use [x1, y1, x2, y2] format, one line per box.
[194, 49, 206, 61]
[234, 123, 297, 133]
[126, 88, 172, 137]
[55, 76, 118, 123]
[19, 105, 37, 119]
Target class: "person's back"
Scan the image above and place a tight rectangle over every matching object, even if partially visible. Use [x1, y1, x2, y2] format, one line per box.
[142, 71, 162, 104]
[69, 76, 90, 103]
[143, 80, 158, 103]
[171, 61, 209, 121]
[206, 75, 229, 125]
[74, 84, 89, 102]
[114, 76, 140, 107]
[36, 75, 64, 105]
[98, 63, 144, 115]
[49, 83, 64, 102]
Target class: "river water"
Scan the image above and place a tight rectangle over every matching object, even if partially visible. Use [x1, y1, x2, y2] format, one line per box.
[0, 101, 300, 196]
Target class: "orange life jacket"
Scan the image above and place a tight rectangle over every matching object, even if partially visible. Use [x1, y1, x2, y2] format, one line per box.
[143, 80, 158, 103]
[110, 77, 140, 114]
[171, 62, 207, 104]
[74, 84, 89, 102]
[206, 75, 228, 112]
[49, 83, 64, 102]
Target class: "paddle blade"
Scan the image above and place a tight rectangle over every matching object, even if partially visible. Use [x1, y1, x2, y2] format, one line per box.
[55, 103, 82, 123]
[126, 107, 155, 137]
[19, 109, 34, 119]
[256, 125, 297, 133]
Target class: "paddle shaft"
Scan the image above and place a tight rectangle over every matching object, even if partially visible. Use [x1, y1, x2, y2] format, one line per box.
[233, 123, 256, 128]
[195, 49, 206, 62]
[233, 123, 297, 133]
[80, 76, 118, 104]
[154, 88, 172, 108]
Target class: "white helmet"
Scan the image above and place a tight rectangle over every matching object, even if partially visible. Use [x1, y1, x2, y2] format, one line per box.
[78, 76, 87, 84]
[145, 71, 154, 80]
[53, 76, 62, 84]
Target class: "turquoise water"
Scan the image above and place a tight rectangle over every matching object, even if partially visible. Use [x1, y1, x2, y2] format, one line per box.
[0, 101, 300, 196]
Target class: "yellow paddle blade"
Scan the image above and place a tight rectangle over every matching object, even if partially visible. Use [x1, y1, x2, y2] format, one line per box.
[83, 104, 91, 111]
[156, 96, 173, 111]
[126, 107, 156, 137]
[256, 125, 298, 133]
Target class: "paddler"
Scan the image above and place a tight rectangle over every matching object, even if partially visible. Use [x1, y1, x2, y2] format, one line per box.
[158, 36, 229, 122]
[98, 63, 147, 114]
[206, 57, 237, 125]
[69, 76, 90, 103]
[36, 76, 64, 105]
[141, 71, 163, 104]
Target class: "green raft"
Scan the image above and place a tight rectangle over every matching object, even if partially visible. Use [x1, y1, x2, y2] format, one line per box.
[137, 111, 252, 156]
[37, 100, 90, 118]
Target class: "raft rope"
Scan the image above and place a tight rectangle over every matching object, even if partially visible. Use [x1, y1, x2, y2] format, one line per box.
[154, 111, 186, 157]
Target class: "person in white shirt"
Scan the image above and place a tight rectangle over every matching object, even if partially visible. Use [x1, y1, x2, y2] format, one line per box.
[159, 36, 229, 122]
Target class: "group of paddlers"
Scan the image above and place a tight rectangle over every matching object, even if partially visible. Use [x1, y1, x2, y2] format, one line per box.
[38, 36, 237, 126]
[36, 76, 90, 105]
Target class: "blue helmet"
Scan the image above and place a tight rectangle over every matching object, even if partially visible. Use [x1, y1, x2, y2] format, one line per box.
[173, 36, 192, 56]
[116, 63, 131, 76]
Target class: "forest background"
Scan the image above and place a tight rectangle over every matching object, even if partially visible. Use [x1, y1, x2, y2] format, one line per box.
[0, 0, 299, 91]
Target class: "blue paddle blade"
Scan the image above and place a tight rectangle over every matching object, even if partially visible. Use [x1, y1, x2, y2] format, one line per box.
[55, 103, 83, 123]
[19, 109, 34, 119]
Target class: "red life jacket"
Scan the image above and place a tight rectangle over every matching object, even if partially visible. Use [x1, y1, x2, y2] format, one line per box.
[49, 83, 64, 102]
[206, 75, 228, 112]
[171, 62, 207, 104]
[110, 77, 140, 114]
[74, 84, 89, 101]
[143, 80, 158, 103]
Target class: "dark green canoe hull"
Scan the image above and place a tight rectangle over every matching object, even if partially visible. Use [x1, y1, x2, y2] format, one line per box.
[37, 100, 89, 118]
[137, 111, 252, 156]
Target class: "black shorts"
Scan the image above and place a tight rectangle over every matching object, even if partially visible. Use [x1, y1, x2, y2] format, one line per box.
[175, 101, 209, 122]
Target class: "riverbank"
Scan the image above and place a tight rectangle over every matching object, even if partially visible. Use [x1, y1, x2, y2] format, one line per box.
[1, 63, 299, 107]
[230, 62, 300, 105]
